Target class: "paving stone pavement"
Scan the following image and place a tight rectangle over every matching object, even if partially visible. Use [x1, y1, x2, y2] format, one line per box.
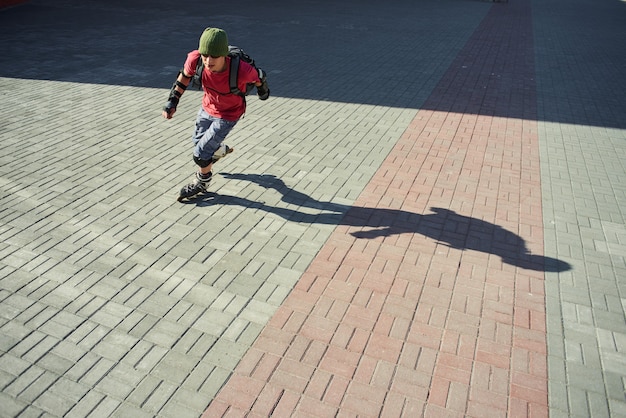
[0, 0, 624, 417]
[533, 0, 626, 416]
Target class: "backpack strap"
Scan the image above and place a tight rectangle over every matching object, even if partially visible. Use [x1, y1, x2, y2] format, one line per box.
[229, 54, 244, 97]
[192, 52, 246, 97]
[191, 56, 204, 89]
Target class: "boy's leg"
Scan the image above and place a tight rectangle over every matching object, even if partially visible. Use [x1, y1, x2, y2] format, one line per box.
[178, 109, 237, 201]
[193, 110, 236, 158]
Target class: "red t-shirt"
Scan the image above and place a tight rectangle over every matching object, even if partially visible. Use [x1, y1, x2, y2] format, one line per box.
[184, 50, 260, 121]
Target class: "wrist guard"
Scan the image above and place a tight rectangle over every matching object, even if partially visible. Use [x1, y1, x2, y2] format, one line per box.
[164, 73, 188, 113]
[167, 74, 188, 101]
[163, 97, 179, 114]
[257, 73, 270, 101]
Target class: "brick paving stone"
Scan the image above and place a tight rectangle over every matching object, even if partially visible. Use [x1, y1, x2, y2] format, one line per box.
[533, 0, 626, 415]
[202, 0, 578, 416]
[2, 0, 624, 417]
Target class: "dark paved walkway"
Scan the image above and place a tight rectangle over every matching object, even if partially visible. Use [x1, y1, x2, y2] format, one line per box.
[0, 0, 624, 417]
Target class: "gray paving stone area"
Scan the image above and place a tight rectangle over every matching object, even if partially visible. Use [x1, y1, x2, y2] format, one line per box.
[0, 0, 490, 416]
[0, 79, 414, 418]
[533, 0, 626, 416]
[3, 0, 624, 416]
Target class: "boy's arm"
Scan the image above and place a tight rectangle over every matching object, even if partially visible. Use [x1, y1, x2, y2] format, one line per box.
[255, 69, 269, 100]
[162, 70, 193, 119]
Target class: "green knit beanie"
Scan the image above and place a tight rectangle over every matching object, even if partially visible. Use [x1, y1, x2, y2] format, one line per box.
[198, 28, 229, 56]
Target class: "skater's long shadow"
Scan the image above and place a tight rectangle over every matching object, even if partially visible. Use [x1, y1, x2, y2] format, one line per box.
[195, 173, 570, 273]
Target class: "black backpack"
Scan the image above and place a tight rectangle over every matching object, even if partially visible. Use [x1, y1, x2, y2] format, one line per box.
[191, 45, 260, 96]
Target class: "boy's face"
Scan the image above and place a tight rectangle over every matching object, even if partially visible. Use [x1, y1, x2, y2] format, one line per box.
[201, 54, 227, 73]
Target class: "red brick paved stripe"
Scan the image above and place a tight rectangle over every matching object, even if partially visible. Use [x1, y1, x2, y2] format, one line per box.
[203, 0, 547, 416]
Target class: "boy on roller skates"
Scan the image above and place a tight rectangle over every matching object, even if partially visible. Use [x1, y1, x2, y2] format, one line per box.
[162, 27, 269, 202]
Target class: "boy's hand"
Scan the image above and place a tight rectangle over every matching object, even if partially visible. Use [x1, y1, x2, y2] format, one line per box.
[256, 69, 270, 100]
[163, 99, 178, 119]
[257, 80, 270, 100]
[162, 108, 176, 119]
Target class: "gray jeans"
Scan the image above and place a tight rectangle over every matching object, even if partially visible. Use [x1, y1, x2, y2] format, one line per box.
[192, 108, 237, 161]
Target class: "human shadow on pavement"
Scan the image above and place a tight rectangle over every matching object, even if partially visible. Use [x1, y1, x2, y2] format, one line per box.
[191, 173, 571, 273]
